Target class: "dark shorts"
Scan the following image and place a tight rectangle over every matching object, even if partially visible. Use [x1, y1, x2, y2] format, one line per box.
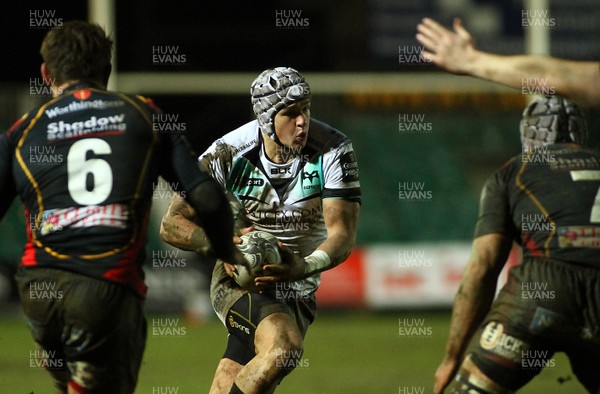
[223, 291, 317, 365]
[467, 258, 600, 392]
[16, 267, 146, 393]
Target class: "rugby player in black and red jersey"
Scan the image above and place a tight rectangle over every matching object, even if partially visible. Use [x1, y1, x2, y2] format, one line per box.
[435, 96, 600, 393]
[0, 21, 247, 394]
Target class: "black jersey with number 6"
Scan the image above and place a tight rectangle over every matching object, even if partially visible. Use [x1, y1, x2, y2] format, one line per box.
[0, 82, 209, 296]
[475, 144, 600, 267]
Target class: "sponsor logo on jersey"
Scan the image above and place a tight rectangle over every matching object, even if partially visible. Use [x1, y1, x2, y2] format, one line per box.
[74, 89, 91, 101]
[36, 204, 129, 235]
[303, 185, 320, 191]
[47, 114, 126, 141]
[550, 156, 600, 171]
[558, 226, 600, 248]
[270, 167, 292, 176]
[234, 140, 257, 154]
[228, 315, 251, 335]
[247, 178, 265, 186]
[255, 207, 321, 221]
[480, 322, 527, 362]
[44, 100, 125, 119]
[340, 151, 359, 182]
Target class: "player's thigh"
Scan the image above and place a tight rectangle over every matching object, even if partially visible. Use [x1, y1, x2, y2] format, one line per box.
[459, 259, 570, 391]
[16, 267, 70, 385]
[464, 321, 552, 392]
[254, 312, 303, 354]
[63, 272, 146, 393]
[223, 292, 298, 365]
[16, 268, 68, 348]
[16, 268, 146, 392]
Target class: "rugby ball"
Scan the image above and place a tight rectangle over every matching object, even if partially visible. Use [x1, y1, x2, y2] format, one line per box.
[233, 231, 282, 291]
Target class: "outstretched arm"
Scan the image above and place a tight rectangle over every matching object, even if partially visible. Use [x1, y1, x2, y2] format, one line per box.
[434, 233, 511, 394]
[416, 17, 600, 107]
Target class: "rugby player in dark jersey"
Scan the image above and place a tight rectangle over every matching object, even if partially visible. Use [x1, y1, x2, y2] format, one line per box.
[434, 96, 600, 393]
[0, 21, 247, 394]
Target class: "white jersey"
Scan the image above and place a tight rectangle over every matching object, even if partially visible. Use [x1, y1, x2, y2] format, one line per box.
[200, 119, 361, 295]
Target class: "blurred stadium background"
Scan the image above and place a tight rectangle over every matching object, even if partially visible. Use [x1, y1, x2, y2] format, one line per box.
[1, 0, 598, 392]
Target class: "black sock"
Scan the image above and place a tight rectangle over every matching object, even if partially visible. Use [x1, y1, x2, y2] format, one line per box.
[229, 382, 245, 394]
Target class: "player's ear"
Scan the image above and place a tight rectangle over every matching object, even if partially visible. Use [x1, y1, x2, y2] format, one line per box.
[40, 63, 54, 87]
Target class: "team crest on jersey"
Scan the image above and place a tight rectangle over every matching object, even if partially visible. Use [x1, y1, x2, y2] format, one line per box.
[303, 170, 319, 183]
[74, 89, 91, 101]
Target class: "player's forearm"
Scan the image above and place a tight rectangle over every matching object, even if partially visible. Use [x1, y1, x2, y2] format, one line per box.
[316, 231, 355, 267]
[444, 262, 497, 360]
[186, 179, 236, 260]
[302, 230, 355, 278]
[309, 200, 359, 275]
[160, 212, 211, 253]
[464, 51, 547, 90]
[467, 52, 600, 106]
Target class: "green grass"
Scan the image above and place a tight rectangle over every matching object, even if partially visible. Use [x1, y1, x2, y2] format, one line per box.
[0, 311, 586, 393]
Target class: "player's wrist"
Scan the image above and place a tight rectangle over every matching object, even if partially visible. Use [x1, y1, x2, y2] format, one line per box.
[303, 249, 331, 277]
[463, 48, 487, 76]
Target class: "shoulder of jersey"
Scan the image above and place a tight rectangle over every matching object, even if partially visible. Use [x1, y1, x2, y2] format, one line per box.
[495, 155, 521, 179]
[6, 112, 31, 137]
[496, 155, 518, 170]
[306, 118, 350, 152]
[215, 120, 260, 156]
[134, 94, 160, 112]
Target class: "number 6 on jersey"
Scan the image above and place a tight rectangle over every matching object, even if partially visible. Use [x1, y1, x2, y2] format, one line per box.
[67, 138, 113, 205]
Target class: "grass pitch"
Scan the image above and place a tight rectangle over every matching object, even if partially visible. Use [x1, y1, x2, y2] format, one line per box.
[0, 310, 585, 393]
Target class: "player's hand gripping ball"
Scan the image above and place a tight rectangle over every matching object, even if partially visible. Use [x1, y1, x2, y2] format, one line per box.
[233, 231, 282, 291]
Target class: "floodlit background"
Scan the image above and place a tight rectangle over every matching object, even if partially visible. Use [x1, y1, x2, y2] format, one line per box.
[1, 0, 598, 392]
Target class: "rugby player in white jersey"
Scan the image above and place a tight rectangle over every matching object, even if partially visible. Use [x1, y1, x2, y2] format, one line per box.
[160, 67, 361, 393]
